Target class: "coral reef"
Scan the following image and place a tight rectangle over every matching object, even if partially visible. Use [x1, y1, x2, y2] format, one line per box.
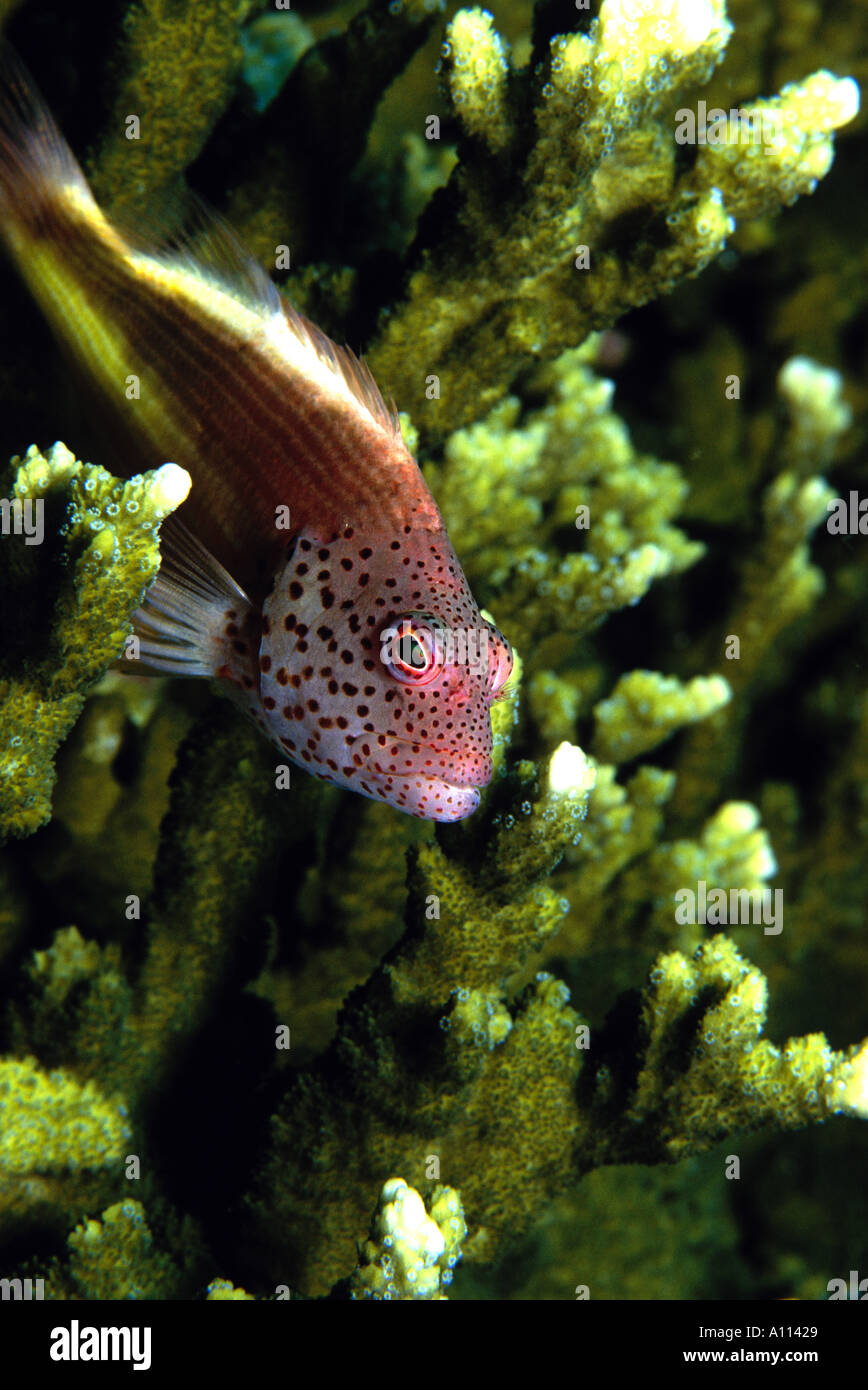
[0, 445, 191, 840]
[0, 0, 866, 1306]
[368, 0, 858, 441]
[0, 1055, 129, 1174]
[592, 669, 731, 764]
[425, 341, 705, 659]
[588, 935, 860, 1163]
[206, 1278, 255, 1300]
[241, 767, 865, 1292]
[63, 1200, 177, 1301]
[349, 1178, 466, 1299]
[89, 0, 256, 215]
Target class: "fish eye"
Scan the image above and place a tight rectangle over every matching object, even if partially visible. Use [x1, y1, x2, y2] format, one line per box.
[380, 613, 446, 686]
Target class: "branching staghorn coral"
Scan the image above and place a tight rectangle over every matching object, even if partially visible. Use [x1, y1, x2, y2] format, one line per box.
[777, 355, 853, 477]
[349, 1178, 466, 1299]
[625, 800, 778, 954]
[63, 1199, 178, 1301]
[426, 341, 704, 661]
[0, 1052, 132, 1253]
[547, 766, 781, 966]
[2, 362, 862, 1298]
[239, 727, 867, 1293]
[592, 670, 731, 764]
[6, 926, 132, 1085]
[0, 0, 865, 1306]
[0, 1055, 129, 1175]
[0, 445, 191, 840]
[206, 1278, 255, 1300]
[242, 756, 868, 1289]
[111, 704, 304, 1104]
[579, 935, 868, 1167]
[5, 703, 314, 1109]
[243, 746, 593, 1290]
[368, 0, 859, 441]
[671, 355, 848, 824]
[89, 0, 256, 215]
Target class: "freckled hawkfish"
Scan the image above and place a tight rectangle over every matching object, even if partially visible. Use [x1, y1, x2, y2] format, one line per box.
[0, 48, 512, 820]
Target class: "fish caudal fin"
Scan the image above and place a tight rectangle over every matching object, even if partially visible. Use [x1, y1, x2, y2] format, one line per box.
[0, 43, 93, 245]
[128, 518, 259, 683]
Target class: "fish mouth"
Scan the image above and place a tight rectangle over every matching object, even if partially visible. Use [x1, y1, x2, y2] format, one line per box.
[368, 759, 482, 822]
[363, 734, 490, 821]
[410, 774, 481, 822]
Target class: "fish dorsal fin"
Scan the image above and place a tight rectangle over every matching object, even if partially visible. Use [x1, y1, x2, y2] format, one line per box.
[114, 186, 283, 320]
[118, 189, 401, 439]
[280, 297, 401, 438]
[0, 41, 92, 222]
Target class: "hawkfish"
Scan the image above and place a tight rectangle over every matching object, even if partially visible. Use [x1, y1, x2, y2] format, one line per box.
[0, 48, 512, 821]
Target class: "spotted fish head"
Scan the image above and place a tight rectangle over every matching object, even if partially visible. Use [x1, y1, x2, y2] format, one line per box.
[258, 524, 513, 821]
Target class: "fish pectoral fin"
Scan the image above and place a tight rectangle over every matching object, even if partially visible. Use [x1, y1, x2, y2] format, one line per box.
[127, 516, 258, 680]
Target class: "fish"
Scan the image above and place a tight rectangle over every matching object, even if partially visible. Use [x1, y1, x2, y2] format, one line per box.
[0, 46, 513, 821]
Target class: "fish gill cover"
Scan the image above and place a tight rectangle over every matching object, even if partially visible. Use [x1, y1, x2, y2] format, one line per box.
[0, 0, 865, 1312]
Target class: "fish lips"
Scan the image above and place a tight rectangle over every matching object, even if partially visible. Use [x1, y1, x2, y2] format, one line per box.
[399, 773, 481, 822]
[367, 743, 485, 821]
[425, 778, 481, 822]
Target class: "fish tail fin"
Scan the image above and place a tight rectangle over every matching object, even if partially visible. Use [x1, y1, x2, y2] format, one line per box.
[125, 518, 261, 689]
[0, 43, 93, 247]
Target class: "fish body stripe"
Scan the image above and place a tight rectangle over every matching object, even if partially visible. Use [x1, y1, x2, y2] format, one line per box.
[13, 197, 433, 593]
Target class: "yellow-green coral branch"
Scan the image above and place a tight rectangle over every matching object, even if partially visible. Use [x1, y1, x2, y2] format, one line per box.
[0, 445, 190, 840]
[593, 671, 731, 764]
[369, 1, 858, 442]
[0, 1056, 129, 1174]
[90, 0, 256, 213]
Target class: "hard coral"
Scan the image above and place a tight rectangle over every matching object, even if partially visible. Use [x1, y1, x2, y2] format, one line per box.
[368, 0, 858, 440]
[0, 0, 865, 1307]
[0, 445, 190, 839]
